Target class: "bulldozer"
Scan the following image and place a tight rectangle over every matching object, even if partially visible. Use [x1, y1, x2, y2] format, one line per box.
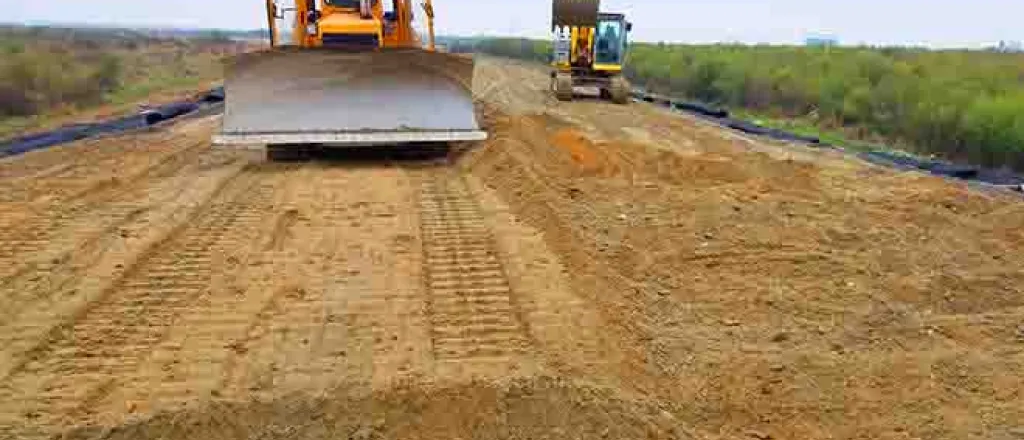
[551, 0, 632, 104]
[213, 0, 486, 158]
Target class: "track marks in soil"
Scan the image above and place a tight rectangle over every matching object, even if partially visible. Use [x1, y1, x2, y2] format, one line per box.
[0, 165, 270, 431]
[419, 172, 530, 363]
[86, 164, 434, 421]
[265, 208, 299, 251]
[0, 162, 249, 389]
[97, 171, 280, 411]
[296, 166, 430, 388]
[0, 121, 219, 325]
[0, 118, 214, 205]
[0, 152, 214, 326]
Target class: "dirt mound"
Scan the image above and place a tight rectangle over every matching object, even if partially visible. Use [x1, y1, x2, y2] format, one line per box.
[60, 378, 686, 440]
[462, 93, 1024, 439]
[472, 57, 556, 115]
[549, 127, 605, 172]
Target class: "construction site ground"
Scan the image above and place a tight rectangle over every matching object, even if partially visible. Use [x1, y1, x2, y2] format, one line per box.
[1, 57, 1022, 440]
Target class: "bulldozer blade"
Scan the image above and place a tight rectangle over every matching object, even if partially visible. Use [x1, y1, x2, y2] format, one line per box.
[552, 0, 600, 28]
[214, 49, 486, 146]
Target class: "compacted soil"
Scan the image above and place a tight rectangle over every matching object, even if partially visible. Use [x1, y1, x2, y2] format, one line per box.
[0, 57, 1021, 440]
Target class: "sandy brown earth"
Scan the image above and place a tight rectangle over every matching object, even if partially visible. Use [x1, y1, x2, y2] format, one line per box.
[0, 57, 1022, 440]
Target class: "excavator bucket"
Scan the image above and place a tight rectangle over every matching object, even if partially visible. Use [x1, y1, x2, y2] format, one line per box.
[214, 48, 486, 147]
[552, 0, 600, 28]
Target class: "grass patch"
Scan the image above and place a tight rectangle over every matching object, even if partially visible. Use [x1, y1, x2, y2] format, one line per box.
[731, 109, 904, 154]
[0, 25, 240, 140]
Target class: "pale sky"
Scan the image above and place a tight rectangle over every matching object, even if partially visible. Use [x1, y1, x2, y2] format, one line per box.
[4, 0, 1022, 48]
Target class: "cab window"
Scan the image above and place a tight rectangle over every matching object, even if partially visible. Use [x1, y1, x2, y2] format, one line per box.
[595, 20, 625, 65]
[324, 0, 360, 7]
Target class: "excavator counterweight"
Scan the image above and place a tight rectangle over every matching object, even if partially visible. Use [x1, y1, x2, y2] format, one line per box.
[552, 0, 600, 29]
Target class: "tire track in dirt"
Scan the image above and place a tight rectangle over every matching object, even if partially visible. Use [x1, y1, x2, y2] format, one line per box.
[68, 164, 303, 418]
[215, 284, 302, 398]
[0, 141, 216, 326]
[460, 110, 686, 396]
[271, 164, 429, 389]
[184, 164, 369, 401]
[461, 175, 612, 381]
[77, 169, 279, 413]
[0, 162, 265, 433]
[0, 119, 219, 292]
[0, 121, 245, 393]
[66, 163, 430, 428]
[0, 159, 250, 382]
[418, 171, 531, 365]
[0, 117, 216, 205]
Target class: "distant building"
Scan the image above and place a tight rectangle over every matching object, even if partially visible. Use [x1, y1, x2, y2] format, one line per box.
[996, 40, 1023, 53]
[805, 34, 839, 47]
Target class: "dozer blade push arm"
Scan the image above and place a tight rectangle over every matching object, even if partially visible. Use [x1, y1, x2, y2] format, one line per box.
[265, 0, 278, 47]
[422, 0, 436, 51]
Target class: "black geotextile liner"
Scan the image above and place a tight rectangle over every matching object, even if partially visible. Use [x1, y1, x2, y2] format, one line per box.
[0, 87, 224, 158]
[2, 85, 1021, 193]
[633, 89, 1024, 191]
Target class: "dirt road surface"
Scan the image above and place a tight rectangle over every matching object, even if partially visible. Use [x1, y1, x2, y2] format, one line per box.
[1, 57, 1022, 440]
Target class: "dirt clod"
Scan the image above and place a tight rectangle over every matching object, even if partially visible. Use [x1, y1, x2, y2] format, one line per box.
[746, 429, 772, 440]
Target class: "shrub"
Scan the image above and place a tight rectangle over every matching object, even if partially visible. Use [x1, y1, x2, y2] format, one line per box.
[93, 53, 123, 93]
[0, 85, 35, 116]
[0, 26, 226, 125]
[961, 95, 1024, 168]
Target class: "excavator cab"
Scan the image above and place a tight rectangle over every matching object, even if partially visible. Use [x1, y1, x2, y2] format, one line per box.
[551, 0, 632, 104]
[594, 13, 630, 69]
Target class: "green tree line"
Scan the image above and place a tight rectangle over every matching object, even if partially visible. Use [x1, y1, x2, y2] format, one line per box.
[0, 45, 123, 116]
[460, 37, 1024, 171]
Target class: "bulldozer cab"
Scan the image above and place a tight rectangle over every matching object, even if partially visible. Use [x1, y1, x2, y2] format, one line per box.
[593, 13, 629, 70]
[215, 0, 485, 150]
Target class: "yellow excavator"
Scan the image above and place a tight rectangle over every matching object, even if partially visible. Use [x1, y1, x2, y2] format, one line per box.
[214, 0, 486, 157]
[551, 0, 632, 104]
